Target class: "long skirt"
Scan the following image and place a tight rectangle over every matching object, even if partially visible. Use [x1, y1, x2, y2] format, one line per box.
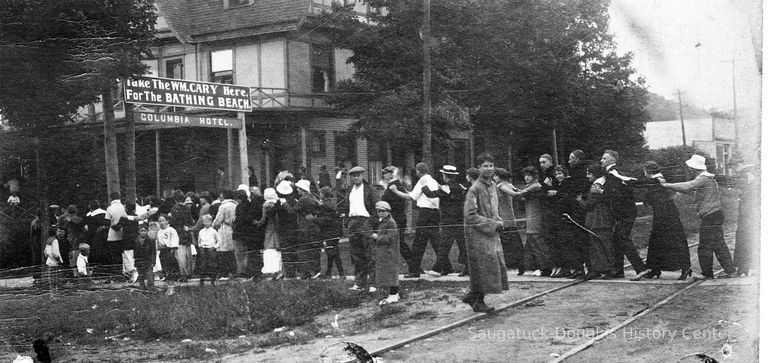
[552, 220, 584, 270]
[500, 228, 524, 270]
[588, 229, 614, 273]
[523, 233, 551, 270]
[175, 244, 194, 276]
[233, 239, 249, 276]
[217, 251, 236, 277]
[646, 209, 690, 271]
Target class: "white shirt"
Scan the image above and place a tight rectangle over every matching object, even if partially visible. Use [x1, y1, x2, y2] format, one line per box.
[408, 174, 440, 209]
[45, 239, 62, 267]
[594, 176, 606, 186]
[605, 164, 635, 182]
[86, 208, 106, 217]
[156, 226, 179, 248]
[136, 204, 149, 218]
[77, 254, 89, 276]
[105, 199, 127, 241]
[348, 183, 370, 217]
[198, 227, 220, 249]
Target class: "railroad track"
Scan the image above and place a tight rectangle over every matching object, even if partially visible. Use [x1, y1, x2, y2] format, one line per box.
[342, 241, 709, 363]
[549, 267, 724, 363]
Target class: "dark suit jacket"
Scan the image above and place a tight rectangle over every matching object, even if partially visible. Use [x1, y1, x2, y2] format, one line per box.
[344, 181, 380, 225]
[604, 165, 637, 219]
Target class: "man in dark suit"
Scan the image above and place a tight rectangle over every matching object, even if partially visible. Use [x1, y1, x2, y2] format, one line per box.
[343, 166, 380, 292]
[600, 150, 649, 279]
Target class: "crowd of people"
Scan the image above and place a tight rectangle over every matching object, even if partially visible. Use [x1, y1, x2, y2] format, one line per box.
[30, 149, 758, 310]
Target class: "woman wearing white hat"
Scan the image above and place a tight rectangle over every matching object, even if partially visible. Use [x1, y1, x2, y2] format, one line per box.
[257, 188, 284, 280]
[275, 180, 300, 278]
[661, 154, 737, 279]
[295, 179, 322, 279]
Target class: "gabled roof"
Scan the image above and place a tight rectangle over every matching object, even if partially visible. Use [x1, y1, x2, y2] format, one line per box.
[155, 0, 312, 43]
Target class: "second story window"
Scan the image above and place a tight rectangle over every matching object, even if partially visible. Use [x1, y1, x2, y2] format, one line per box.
[211, 49, 233, 84]
[311, 45, 334, 93]
[165, 58, 183, 79]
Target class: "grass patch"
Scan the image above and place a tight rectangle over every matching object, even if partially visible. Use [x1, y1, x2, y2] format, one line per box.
[0, 279, 364, 353]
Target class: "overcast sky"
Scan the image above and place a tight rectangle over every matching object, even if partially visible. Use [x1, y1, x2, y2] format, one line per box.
[608, 0, 761, 115]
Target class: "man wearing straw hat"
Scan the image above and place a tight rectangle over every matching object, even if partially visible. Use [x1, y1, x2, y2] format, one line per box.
[421, 165, 468, 276]
[661, 153, 737, 279]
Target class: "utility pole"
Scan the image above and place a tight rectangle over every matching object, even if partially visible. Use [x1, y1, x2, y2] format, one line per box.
[421, 0, 432, 165]
[731, 58, 737, 117]
[551, 128, 559, 166]
[674, 89, 686, 146]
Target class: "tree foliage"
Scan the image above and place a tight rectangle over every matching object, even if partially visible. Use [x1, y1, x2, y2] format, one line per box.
[0, 0, 156, 128]
[319, 0, 650, 164]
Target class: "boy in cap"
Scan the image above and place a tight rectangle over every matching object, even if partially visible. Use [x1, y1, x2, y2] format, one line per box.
[75, 243, 92, 285]
[134, 225, 156, 289]
[373, 201, 400, 305]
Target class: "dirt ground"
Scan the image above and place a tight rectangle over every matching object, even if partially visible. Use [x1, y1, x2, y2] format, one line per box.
[1, 271, 757, 362]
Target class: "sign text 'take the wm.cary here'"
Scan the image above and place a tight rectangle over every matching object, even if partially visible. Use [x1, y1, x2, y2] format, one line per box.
[124, 76, 252, 112]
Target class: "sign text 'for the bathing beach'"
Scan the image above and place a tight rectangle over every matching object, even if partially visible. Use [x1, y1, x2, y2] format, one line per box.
[124, 76, 252, 112]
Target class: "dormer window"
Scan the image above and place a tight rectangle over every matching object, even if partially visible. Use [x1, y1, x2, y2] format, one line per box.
[224, 0, 253, 9]
[210, 49, 233, 84]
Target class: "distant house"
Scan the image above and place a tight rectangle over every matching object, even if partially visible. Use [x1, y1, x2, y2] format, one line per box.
[644, 116, 737, 175]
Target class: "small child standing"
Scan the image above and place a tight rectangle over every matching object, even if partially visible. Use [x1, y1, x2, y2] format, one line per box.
[317, 187, 344, 278]
[75, 243, 92, 285]
[373, 201, 400, 305]
[43, 227, 65, 287]
[156, 214, 180, 281]
[134, 226, 157, 289]
[196, 214, 220, 285]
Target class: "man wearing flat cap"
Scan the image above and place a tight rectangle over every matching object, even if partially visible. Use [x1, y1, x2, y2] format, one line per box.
[661, 154, 737, 279]
[344, 166, 381, 292]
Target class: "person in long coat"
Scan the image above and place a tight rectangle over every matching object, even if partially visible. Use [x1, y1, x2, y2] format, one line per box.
[374, 201, 401, 305]
[576, 164, 615, 280]
[733, 163, 759, 277]
[214, 190, 238, 279]
[461, 153, 508, 313]
[630, 161, 690, 280]
[275, 181, 300, 278]
[294, 179, 322, 279]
